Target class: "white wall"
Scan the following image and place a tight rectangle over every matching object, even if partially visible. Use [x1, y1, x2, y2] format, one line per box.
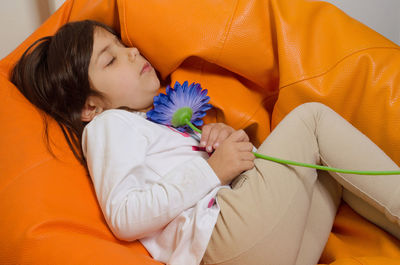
[323, 0, 400, 45]
[0, 0, 399, 60]
[0, 0, 65, 60]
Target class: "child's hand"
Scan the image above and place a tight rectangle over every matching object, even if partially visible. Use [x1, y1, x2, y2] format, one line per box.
[207, 130, 255, 185]
[199, 123, 236, 152]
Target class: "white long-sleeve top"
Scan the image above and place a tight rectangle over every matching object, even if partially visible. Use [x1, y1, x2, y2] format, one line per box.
[81, 109, 229, 265]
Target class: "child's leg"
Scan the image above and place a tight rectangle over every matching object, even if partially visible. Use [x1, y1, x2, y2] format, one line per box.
[201, 102, 400, 265]
[342, 188, 400, 239]
[294, 169, 342, 265]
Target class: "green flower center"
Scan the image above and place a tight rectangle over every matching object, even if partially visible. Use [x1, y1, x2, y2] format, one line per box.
[171, 107, 193, 127]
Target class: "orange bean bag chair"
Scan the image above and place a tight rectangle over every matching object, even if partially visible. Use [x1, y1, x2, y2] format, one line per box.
[1, 0, 400, 264]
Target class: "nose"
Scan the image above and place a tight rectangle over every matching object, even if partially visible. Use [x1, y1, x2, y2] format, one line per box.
[128, 47, 139, 61]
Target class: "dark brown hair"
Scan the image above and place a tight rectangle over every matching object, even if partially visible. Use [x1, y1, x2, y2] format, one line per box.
[10, 20, 116, 166]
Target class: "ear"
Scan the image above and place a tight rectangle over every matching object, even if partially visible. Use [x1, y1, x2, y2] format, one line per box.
[81, 96, 103, 122]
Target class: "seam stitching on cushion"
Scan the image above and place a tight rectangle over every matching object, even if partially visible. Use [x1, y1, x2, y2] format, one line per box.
[214, 0, 240, 64]
[66, 0, 74, 22]
[121, 0, 132, 47]
[279, 46, 400, 90]
[350, 257, 365, 265]
[237, 47, 400, 141]
[0, 156, 53, 196]
[237, 91, 279, 130]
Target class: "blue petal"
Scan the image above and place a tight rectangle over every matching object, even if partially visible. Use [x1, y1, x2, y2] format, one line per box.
[200, 96, 210, 103]
[152, 94, 161, 104]
[194, 111, 206, 118]
[192, 119, 203, 126]
[199, 104, 212, 112]
[182, 81, 188, 91]
[166, 85, 172, 95]
[158, 94, 170, 105]
[174, 81, 182, 90]
[148, 81, 212, 129]
[146, 109, 155, 117]
[176, 126, 187, 132]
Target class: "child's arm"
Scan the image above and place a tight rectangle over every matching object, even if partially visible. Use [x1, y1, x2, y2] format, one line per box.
[82, 112, 221, 241]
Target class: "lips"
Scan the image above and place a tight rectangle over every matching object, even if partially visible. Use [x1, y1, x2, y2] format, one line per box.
[140, 62, 151, 75]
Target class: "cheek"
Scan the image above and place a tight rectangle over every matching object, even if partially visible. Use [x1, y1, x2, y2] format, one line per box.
[117, 68, 141, 87]
[104, 70, 138, 95]
[89, 69, 112, 93]
[120, 79, 142, 100]
[117, 76, 147, 103]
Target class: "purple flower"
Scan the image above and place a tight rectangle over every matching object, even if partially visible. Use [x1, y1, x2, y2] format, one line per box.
[147, 81, 212, 132]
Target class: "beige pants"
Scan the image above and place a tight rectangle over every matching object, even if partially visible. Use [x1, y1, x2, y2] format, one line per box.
[201, 102, 400, 265]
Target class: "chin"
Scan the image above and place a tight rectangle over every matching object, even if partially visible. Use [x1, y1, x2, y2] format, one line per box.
[152, 77, 161, 92]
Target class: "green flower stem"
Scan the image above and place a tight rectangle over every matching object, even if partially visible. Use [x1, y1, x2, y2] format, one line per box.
[187, 120, 400, 175]
[185, 119, 202, 133]
[253, 152, 400, 175]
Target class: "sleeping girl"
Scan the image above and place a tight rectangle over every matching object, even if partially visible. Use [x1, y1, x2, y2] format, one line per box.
[11, 19, 400, 265]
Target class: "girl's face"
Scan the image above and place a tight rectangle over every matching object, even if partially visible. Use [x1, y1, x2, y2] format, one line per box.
[82, 27, 160, 121]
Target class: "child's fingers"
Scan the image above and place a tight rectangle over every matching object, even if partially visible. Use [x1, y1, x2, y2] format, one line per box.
[228, 129, 250, 143]
[213, 129, 232, 149]
[206, 125, 222, 152]
[240, 161, 255, 172]
[200, 124, 214, 147]
[240, 152, 256, 161]
[236, 142, 254, 152]
[201, 124, 237, 152]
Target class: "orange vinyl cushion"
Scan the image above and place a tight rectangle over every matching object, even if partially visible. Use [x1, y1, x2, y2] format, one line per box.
[0, 0, 400, 264]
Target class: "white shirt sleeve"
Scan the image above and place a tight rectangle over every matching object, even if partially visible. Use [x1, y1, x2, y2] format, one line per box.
[82, 111, 221, 241]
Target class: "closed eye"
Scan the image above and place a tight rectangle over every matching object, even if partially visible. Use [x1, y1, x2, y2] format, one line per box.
[106, 57, 115, 67]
